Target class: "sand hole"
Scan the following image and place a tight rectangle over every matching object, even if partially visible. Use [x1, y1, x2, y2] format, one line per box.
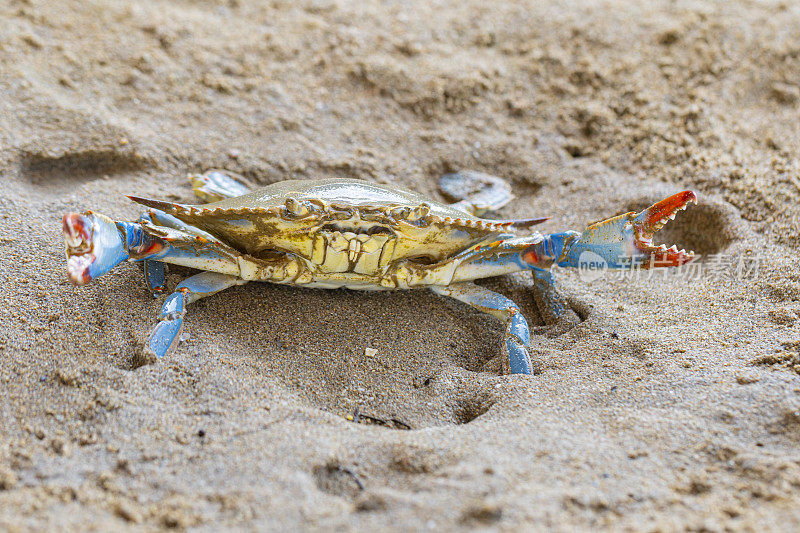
[175, 282, 511, 429]
[454, 394, 494, 424]
[313, 462, 364, 498]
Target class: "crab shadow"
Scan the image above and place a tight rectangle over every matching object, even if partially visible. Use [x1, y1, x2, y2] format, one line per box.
[19, 147, 152, 193]
[165, 270, 552, 429]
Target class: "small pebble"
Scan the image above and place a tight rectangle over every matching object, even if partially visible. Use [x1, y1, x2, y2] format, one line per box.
[0, 469, 18, 490]
[51, 437, 70, 456]
[736, 374, 760, 385]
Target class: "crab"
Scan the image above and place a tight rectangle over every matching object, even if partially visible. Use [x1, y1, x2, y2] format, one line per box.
[62, 170, 697, 374]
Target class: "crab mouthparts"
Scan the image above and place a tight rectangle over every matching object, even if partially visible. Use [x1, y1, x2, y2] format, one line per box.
[63, 213, 94, 285]
[633, 191, 697, 267]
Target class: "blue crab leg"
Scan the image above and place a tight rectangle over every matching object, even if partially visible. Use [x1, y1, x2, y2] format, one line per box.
[64, 211, 252, 286]
[445, 233, 578, 284]
[431, 282, 533, 375]
[444, 233, 588, 332]
[64, 212, 166, 286]
[142, 260, 166, 296]
[188, 169, 250, 202]
[142, 272, 247, 363]
[556, 191, 698, 269]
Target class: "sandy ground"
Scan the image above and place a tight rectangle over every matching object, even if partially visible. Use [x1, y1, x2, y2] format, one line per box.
[1, 0, 800, 530]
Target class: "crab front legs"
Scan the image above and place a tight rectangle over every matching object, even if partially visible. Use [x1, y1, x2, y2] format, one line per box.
[135, 208, 228, 296]
[140, 272, 246, 363]
[432, 282, 534, 375]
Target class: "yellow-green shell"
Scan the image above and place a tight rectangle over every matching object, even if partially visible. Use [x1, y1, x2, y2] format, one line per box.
[132, 178, 522, 278]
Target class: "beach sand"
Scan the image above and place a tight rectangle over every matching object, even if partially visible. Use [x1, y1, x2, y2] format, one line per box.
[1, 0, 800, 529]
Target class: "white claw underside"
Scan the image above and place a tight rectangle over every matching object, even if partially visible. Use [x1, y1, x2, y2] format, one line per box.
[67, 252, 92, 277]
[65, 232, 82, 248]
[64, 219, 93, 282]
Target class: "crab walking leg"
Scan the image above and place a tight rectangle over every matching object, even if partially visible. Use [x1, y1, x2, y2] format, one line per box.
[142, 260, 166, 296]
[143, 272, 247, 362]
[431, 282, 533, 375]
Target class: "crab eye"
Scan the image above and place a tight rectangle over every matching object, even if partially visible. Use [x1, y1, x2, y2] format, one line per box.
[284, 198, 310, 217]
[406, 203, 430, 222]
[389, 206, 410, 220]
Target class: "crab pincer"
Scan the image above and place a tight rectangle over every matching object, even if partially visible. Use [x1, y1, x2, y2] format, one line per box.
[558, 190, 698, 270]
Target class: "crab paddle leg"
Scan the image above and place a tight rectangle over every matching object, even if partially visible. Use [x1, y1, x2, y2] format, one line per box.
[188, 169, 250, 202]
[140, 272, 247, 364]
[438, 171, 515, 216]
[431, 282, 533, 375]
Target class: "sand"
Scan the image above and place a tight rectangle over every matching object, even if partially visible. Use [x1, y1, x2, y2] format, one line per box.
[1, 0, 800, 530]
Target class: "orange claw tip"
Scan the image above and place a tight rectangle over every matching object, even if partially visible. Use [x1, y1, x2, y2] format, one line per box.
[639, 190, 697, 233]
[630, 191, 698, 267]
[643, 247, 696, 269]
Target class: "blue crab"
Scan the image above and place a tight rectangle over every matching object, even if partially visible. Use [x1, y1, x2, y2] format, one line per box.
[62, 171, 696, 374]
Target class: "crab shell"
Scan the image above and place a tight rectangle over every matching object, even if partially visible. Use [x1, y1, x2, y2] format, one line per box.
[130, 179, 543, 278]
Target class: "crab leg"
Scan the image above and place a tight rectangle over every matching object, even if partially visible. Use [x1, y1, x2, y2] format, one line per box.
[431, 282, 533, 375]
[142, 260, 166, 296]
[529, 268, 583, 336]
[64, 211, 257, 286]
[557, 191, 698, 269]
[188, 169, 250, 202]
[438, 171, 515, 216]
[63, 213, 168, 286]
[141, 272, 247, 363]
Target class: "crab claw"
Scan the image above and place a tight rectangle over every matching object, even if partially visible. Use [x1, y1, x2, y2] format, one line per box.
[557, 191, 698, 270]
[629, 190, 698, 267]
[63, 212, 128, 285]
